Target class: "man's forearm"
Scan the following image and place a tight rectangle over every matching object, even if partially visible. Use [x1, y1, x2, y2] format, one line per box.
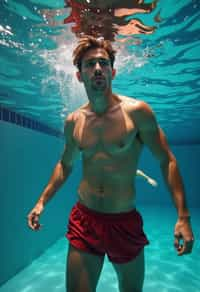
[36, 160, 72, 207]
[161, 155, 190, 218]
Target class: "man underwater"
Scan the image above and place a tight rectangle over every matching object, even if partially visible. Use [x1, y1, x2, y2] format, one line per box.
[28, 36, 194, 292]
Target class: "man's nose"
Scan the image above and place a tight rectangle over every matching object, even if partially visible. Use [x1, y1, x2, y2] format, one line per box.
[94, 62, 102, 74]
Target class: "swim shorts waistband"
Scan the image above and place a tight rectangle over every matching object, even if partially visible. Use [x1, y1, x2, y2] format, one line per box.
[76, 201, 137, 221]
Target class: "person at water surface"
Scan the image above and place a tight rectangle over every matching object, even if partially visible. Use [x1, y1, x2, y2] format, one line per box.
[64, 0, 157, 39]
[28, 36, 194, 292]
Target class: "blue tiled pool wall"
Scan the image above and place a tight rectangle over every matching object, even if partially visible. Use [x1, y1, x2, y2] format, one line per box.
[0, 105, 64, 139]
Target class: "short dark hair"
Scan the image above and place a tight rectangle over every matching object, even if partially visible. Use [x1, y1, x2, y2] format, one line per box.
[73, 35, 116, 71]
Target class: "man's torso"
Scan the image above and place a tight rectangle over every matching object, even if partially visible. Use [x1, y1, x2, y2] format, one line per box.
[71, 95, 143, 212]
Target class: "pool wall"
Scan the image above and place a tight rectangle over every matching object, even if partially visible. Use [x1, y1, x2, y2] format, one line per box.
[0, 109, 81, 286]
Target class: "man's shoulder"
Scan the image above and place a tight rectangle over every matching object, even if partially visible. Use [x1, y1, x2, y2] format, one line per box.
[65, 104, 87, 124]
[63, 108, 83, 137]
[121, 96, 152, 114]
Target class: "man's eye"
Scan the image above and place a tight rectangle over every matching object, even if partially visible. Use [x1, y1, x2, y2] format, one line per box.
[100, 60, 109, 66]
[86, 61, 95, 67]
[85, 59, 110, 67]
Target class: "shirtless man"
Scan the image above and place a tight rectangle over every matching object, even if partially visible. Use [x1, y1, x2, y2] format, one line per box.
[28, 36, 194, 292]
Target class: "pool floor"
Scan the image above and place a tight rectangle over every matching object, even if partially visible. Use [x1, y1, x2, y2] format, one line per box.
[0, 206, 199, 292]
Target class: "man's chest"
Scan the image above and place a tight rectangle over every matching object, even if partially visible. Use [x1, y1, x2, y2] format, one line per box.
[73, 110, 137, 150]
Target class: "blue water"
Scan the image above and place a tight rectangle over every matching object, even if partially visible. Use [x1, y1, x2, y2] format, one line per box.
[0, 206, 199, 292]
[1, 0, 200, 291]
[0, 0, 200, 144]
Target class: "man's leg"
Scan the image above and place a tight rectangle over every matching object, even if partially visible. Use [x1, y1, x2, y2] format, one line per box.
[112, 248, 145, 292]
[66, 244, 105, 292]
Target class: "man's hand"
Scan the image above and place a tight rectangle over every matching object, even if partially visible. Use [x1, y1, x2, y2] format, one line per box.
[174, 217, 194, 255]
[27, 203, 44, 231]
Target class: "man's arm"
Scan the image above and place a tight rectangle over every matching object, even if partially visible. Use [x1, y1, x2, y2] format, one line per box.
[136, 169, 158, 187]
[134, 101, 194, 255]
[27, 113, 79, 231]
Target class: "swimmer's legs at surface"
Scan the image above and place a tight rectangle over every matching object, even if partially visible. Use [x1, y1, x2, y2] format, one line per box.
[66, 244, 105, 292]
[112, 249, 145, 292]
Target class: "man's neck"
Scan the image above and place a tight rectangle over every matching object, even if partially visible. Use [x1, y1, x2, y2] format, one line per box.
[88, 90, 114, 115]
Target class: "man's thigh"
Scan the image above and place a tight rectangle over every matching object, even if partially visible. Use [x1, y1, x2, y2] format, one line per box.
[112, 248, 145, 292]
[66, 244, 105, 292]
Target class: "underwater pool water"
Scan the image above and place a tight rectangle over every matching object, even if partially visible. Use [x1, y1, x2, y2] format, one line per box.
[0, 0, 200, 144]
[0, 0, 200, 291]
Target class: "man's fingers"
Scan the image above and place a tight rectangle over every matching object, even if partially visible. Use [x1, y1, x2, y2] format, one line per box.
[28, 212, 42, 231]
[174, 219, 194, 256]
[174, 233, 194, 255]
[178, 239, 194, 256]
[174, 233, 181, 249]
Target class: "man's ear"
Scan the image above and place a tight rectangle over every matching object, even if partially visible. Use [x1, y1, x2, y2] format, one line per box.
[76, 71, 83, 82]
[112, 68, 116, 79]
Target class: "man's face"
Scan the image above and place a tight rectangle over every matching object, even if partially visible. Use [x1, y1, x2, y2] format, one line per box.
[77, 48, 116, 92]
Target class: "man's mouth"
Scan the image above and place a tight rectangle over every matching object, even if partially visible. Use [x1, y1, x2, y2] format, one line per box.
[91, 76, 106, 89]
[93, 76, 105, 81]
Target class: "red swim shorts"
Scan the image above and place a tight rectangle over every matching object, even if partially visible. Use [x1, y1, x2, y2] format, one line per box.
[66, 202, 149, 264]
